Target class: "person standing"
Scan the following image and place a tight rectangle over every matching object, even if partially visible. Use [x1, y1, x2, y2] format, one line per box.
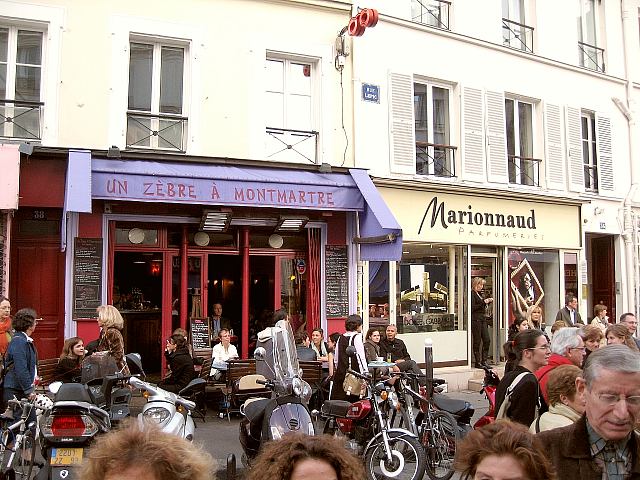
[210, 303, 231, 339]
[590, 304, 609, 333]
[3, 308, 38, 407]
[555, 294, 583, 327]
[531, 365, 584, 433]
[471, 277, 493, 368]
[378, 324, 425, 386]
[96, 304, 130, 375]
[331, 315, 368, 401]
[619, 312, 640, 349]
[0, 296, 12, 357]
[537, 345, 640, 480]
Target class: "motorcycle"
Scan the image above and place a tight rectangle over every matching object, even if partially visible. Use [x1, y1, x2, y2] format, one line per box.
[321, 348, 426, 480]
[472, 365, 500, 429]
[239, 319, 314, 465]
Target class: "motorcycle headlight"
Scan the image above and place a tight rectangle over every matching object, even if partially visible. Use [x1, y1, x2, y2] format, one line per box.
[292, 377, 303, 396]
[142, 407, 171, 426]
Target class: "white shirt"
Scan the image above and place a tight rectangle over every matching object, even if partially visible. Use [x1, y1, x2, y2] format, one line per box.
[212, 342, 238, 363]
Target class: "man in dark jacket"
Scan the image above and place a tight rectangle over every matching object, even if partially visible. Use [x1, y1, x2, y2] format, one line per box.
[294, 331, 317, 361]
[378, 325, 425, 386]
[537, 345, 640, 479]
[159, 334, 195, 393]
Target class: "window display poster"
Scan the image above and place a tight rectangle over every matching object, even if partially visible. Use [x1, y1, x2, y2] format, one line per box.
[508, 249, 556, 326]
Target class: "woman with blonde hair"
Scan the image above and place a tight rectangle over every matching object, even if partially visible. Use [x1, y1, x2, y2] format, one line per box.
[56, 336, 85, 383]
[605, 323, 639, 351]
[96, 305, 130, 374]
[525, 305, 544, 330]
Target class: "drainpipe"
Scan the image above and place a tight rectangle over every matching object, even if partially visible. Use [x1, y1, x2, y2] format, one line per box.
[619, 0, 639, 315]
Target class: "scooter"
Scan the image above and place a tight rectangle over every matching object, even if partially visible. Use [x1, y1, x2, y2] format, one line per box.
[238, 319, 314, 465]
[472, 365, 500, 429]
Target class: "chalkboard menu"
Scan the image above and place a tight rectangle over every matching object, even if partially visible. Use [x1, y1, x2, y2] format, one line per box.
[190, 317, 211, 350]
[73, 238, 103, 319]
[325, 245, 349, 318]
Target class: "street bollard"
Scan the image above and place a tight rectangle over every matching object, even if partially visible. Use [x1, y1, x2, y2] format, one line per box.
[226, 453, 236, 480]
[424, 338, 433, 397]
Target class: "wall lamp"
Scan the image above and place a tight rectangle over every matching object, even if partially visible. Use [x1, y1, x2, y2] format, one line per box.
[275, 215, 308, 232]
[200, 210, 232, 232]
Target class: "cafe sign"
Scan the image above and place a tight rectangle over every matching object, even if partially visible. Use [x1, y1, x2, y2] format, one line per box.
[380, 188, 581, 249]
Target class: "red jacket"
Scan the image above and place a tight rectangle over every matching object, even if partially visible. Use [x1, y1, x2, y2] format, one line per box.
[535, 353, 573, 403]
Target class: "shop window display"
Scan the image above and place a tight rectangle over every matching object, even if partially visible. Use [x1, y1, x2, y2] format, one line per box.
[369, 262, 390, 328]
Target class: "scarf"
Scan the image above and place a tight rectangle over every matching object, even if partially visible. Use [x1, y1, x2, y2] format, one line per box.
[0, 317, 12, 355]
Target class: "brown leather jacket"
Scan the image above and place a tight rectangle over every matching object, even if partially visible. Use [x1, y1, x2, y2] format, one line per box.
[97, 327, 130, 375]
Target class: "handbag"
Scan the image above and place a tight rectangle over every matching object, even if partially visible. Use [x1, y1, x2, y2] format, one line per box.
[342, 335, 364, 396]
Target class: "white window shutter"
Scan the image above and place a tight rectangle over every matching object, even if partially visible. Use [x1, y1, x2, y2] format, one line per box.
[544, 103, 565, 190]
[388, 72, 415, 174]
[565, 106, 585, 193]
[596, 115, 614, 193]
[461, 86, 485, 181]
[485, 91, 509, 183]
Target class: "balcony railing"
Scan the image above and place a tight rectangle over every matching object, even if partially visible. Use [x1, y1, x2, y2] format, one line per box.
[502, 18, 534, 53]
[508, 155, 541, 186]
[584, 164, 599, 192]
[578, 41, 605, 73]
[416, 141, 456, 177]
[0, 99, 43, 140]
[411, 0, 450, 30]
[265, 127, 319, 164]
[126, 111, 188, 152]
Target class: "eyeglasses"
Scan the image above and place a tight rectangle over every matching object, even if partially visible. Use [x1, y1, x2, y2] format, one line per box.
[593, 392, 640, 408]
[527, 345, 551, 351]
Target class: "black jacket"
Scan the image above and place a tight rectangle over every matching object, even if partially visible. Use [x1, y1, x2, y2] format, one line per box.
[160, 348, 195, 393]
[379, 337, 410, 363]
[55, 357, 82, 383]
[494, 365, 540, 427]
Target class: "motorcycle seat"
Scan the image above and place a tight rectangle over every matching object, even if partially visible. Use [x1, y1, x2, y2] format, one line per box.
[320, 400, 352, 418]
[433, 394, 473, 417]
[54, 383, 93, 403]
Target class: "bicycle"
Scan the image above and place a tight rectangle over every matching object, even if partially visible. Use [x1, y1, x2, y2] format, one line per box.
[0, 397, 46, 480]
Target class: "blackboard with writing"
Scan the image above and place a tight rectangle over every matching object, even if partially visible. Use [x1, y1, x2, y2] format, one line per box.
[325, 245, 349, 318]
[190, 317, 211, 350]
[73, 238, 103, 319]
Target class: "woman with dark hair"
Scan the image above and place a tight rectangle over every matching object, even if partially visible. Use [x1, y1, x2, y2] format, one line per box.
[495, 329, 550, 426]
[3, 308, 38, 407]
[507, 316, 530, 342]
[605, 323, 639, 351]
[331, 314, 368, 401]
[455, 420, 557, 480]
[245, 432, 365, 480]
[0, 296, 12, 357]
[159, 333, 195, 393]
[56, 336, 85, 383]
[579, 324, 604, 360]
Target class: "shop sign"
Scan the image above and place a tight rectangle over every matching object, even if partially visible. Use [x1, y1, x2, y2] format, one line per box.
[362, 83, 380, 103]
[380, 188, 581, 249]
[296, 259, 307, 275]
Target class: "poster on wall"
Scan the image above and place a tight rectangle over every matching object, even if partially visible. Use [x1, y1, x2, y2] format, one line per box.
[508, 249, 547, 326]
[325, 245, 349, 319]
[73, 238, 103, 319]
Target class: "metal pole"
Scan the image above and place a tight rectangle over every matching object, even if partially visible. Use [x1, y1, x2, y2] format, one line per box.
[226, 453, 236, 480]
[424, 337, 433, 382]
[241, 228, 250, 359]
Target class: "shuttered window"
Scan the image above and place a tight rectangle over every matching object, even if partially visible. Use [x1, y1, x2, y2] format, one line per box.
[544, 103, 565, 190]
[388, 72, 416, 174]
[461, 86, 484, 181]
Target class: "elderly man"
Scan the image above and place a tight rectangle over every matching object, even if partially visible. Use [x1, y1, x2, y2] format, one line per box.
[378, 325, 425, 386]
[535, 327, 586, 405]
[537, 345, 640, 479]
[556, 294, 584, 327]
[620, 313, 640, 349]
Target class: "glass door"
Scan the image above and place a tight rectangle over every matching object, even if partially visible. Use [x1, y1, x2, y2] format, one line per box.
[471, 256, 501, 364]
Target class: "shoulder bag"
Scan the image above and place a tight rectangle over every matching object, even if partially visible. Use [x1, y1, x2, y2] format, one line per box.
[342, 335, 364, 396]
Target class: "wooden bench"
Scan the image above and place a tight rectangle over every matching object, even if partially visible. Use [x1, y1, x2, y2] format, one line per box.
[36, 358, 60, 390]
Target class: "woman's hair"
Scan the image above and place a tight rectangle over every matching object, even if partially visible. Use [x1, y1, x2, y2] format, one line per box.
[365, 327, 380, 341]
[12, 308, 37, 332]
[60, 337, 84, 360]
[170, 333, 188, 349]
[78, 420, 215, 480]
[97, 305, 124, 330]
[593, 304, 607, 317]
[455, 420, 557, 479]
[471, 277, 485, 289]
[546, 364, 582, 406]
[329, 332, 340, 344]
[504, 329, 544, 364]
[550, 320, 567, 335]
[605, 323, 639, 351]
[580, 324, 604, 344]
[344, 314, 362, 332]
[273, 308, 288, 323]
[311, 328, 323, 345]
[245, 433, 365, 480]
[525, 305, 543, 328]
[173, 327, 188, 338]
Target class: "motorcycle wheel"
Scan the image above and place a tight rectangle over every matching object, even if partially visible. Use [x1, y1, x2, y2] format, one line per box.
[364, 430, 426, 480]
[421, 411, 459, 480]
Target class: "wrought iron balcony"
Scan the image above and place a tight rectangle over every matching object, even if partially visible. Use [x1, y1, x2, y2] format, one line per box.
[502, 18, 534, 53]
[411, 0, 450, 30]
[265, 127, 319, 164]
[126, 111, 188, 152]
[416, 141, 456, 177]
[584, 164, 599, 192]
[0, 99, 43, 140]
[508, 155, 541, 186]
[578, 41, 605, 73]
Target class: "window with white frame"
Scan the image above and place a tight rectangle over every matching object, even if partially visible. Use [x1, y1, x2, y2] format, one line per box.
[413, 82, 454, 177]
[411, 0, 450, 30]
[264, 56, 318, 164]
[581, 111, 598, 191]
[0, 26, 44, 140]
[505, 98, 539, 186]
[502, 0, 533, 52]
[127, 40, 187, 151]
[577, 0, 604, 72]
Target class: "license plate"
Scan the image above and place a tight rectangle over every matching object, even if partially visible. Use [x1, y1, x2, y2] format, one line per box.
[50, 447, 83, 466]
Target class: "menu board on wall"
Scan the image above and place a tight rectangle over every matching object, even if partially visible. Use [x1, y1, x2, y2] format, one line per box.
[72, 238, 103, 319]
[190, 317, 211, 350]
[325, 245, 349, 318]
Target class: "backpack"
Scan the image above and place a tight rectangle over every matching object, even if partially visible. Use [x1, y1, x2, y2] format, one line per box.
[495, 371, 537, 421]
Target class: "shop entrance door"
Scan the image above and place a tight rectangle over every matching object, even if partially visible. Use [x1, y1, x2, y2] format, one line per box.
[471, 256, 501, 364]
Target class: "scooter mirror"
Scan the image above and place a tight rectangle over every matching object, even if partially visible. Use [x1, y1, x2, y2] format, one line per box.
[345, 345, 357, 358]
[254, 347, 267, 360]
[48, 381, 63, 394]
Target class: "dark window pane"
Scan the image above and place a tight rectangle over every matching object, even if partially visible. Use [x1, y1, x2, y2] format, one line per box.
[128, 43, 153, 111]
[0, 64, 6, 98]
[0, 28, 8, 63]
[160, 46, 184, 114]
[413, 83, 428, 143]
[16, 30, 42, 65]
[15, 65, 41, 101]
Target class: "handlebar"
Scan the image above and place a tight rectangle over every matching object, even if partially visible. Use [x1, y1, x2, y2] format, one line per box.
[346, 369, 372, 381]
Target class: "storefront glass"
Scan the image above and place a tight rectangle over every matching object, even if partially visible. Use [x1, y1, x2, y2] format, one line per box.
[563, 252, 578, 300]
[369, 261, 390, 328]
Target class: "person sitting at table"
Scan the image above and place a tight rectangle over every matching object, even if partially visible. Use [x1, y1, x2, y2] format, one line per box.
[295, 331, 318, 361]
[364, 327, 399, 383]
[210, 329, 238, 380]
[159, 333, 195, 393]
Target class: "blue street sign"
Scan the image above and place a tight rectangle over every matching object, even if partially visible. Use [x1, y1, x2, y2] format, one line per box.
[362, 83, 380, 103]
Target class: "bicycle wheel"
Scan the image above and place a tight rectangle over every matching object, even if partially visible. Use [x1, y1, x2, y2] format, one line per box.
[421, 410, 459, 480]
[364, 430, 426, 480]
[12, 431, 35, 480]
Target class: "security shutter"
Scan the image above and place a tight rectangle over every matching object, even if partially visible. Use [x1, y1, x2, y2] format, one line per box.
[461, 86, 485, 181]
[566, 106, 585, 193]
[544, 103, 565, 190]
[485, 91, 509, 183]
[596, 115, 614, 193]
[388, 72, 415, 174]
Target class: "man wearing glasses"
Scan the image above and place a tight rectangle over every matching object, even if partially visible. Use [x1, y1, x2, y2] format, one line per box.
[535, 327, 586, 407]
[538, 345, 640, 480]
